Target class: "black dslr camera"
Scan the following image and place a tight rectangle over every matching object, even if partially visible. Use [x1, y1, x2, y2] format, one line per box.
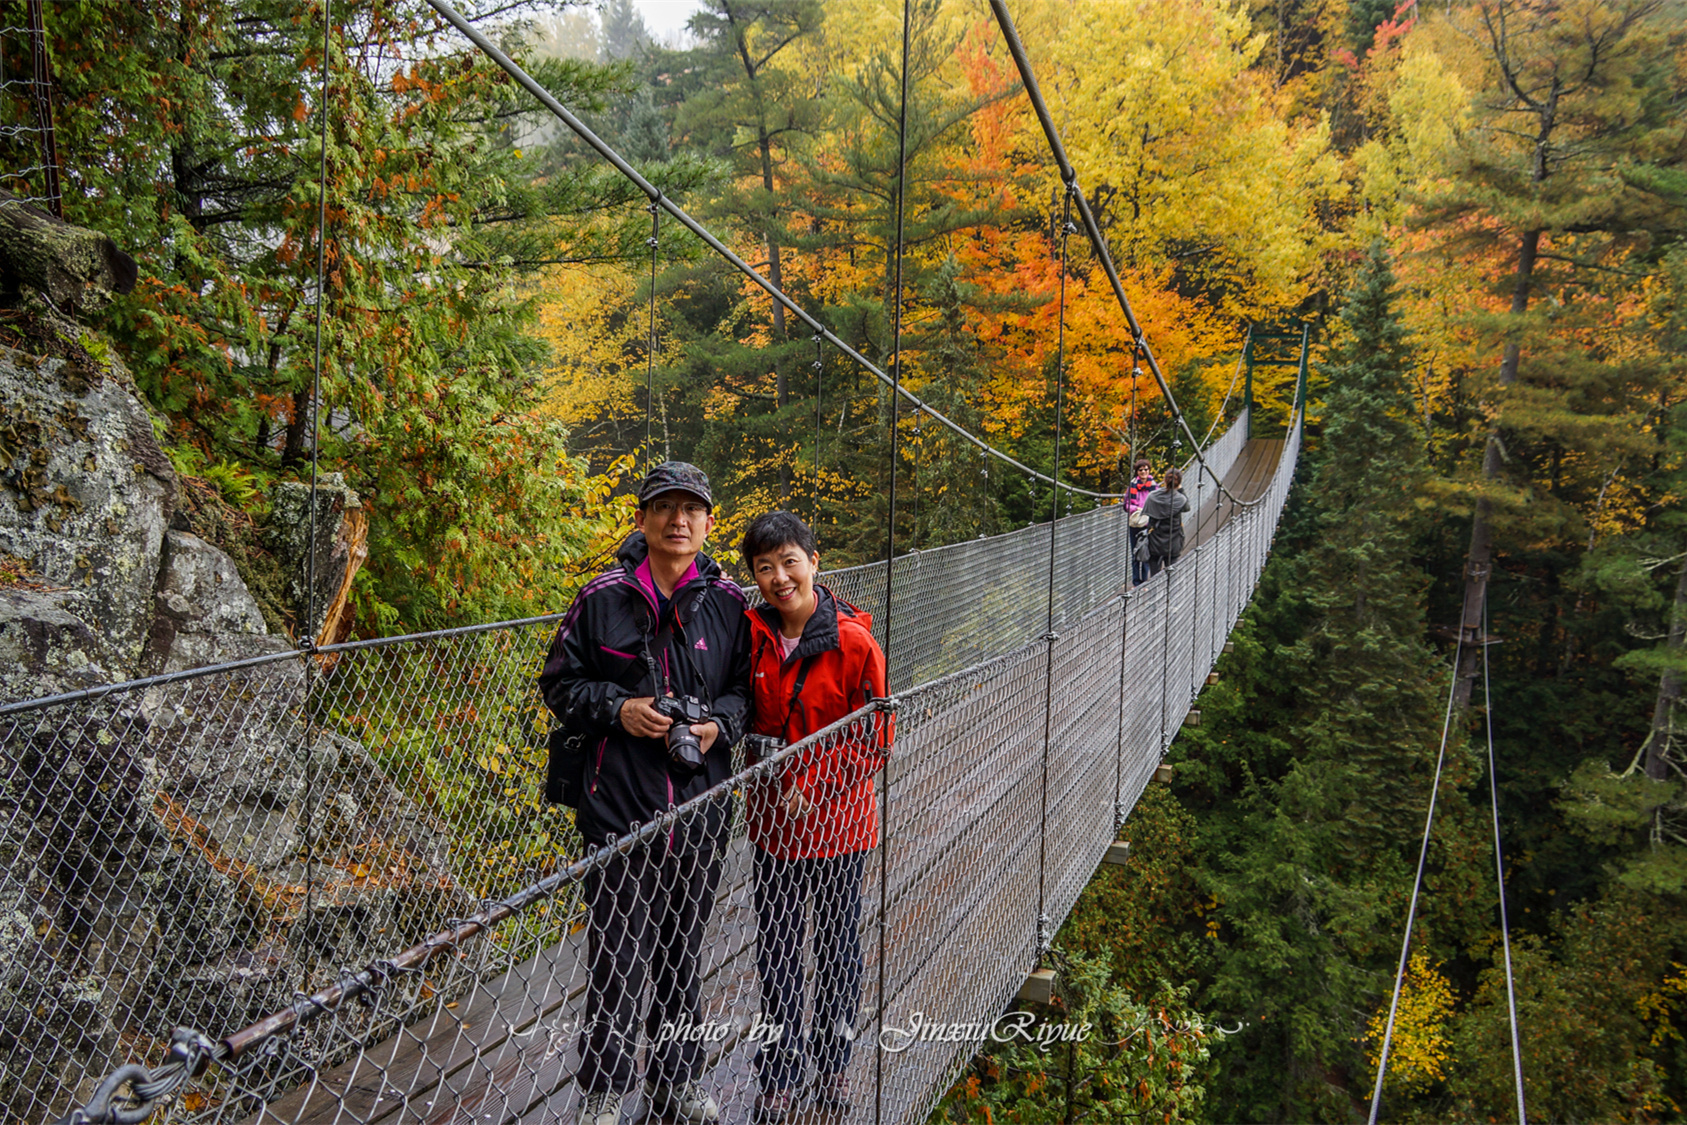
[654, 694, 711, 770]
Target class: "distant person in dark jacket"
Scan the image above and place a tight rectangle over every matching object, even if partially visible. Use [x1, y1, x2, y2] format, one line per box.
[1140, 467, 1190, 578]
[538, 461, 751, 1125]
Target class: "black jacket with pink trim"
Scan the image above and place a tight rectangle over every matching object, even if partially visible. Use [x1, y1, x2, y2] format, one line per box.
[538, 533, 751, 845]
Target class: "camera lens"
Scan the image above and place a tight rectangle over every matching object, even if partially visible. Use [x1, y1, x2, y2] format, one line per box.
[667, 723, 705, 770]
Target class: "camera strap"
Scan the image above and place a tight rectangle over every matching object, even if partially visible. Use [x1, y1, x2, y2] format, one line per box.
[781, 655, 815, 741]
[640, 616, 676, 698]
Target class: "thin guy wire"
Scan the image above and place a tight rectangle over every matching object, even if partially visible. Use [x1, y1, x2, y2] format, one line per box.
[985, 0, 1265, 511]
[877, 0, 911, 1116]
[645, 203, 658, 469]
[1368, 623, 1469, 1124]
[1037, 192, 1074, 953]
[1483, 597, 1528, 1123]
[421, 0, 1128, 500]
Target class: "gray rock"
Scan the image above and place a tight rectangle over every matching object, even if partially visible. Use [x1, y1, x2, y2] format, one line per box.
[0, 191, 138, 315]
[144, 530, 293, 674]
[0, 345, 174, 679]
[269, 474, 366, 645]
[153, 531, 266, 633]
[157, 939, 301, 1039]
[0, 587, 117, 702]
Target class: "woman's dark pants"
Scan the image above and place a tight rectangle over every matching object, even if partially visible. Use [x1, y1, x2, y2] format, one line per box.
[752, 848, 866, 1094]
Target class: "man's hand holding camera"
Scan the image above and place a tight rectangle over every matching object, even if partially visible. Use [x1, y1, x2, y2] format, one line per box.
[620, 696, 720, 753]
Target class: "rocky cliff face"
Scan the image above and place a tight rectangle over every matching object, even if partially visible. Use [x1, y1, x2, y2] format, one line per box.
[0, 198, 468, 1124]
[0, 346, 176, 695]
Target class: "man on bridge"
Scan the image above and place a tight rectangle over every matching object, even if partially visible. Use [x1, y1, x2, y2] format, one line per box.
[539, 462, 753, 1125]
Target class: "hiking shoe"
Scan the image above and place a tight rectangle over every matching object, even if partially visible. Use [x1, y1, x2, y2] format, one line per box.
[811, 1072, 851, 1111]
[581, 1091, 624, 1125]
[752, 1092, 794, 1124]
[644, 1080, 720, 1124]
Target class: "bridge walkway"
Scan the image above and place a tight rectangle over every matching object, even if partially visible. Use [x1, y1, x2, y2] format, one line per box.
[236, 436, 1292, 1125]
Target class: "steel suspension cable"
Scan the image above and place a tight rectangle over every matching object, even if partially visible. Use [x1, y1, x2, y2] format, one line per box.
[1483, 598, 1528, 1123]
[877, 0, 912, 1115]
[985, 0, 1266, 511]
[1036, 190, 1075, 955]
[1369, 623, 1469, 1123]
[420, 0, 1128, 501]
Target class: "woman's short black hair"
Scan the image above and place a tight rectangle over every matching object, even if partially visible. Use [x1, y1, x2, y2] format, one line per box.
[740, 510, 819, 565]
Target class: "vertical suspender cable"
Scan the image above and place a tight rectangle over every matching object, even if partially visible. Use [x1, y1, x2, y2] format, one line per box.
[1160, 567, 1170, 751]
[1483, 599, 1528, 1123]
[302, 0, 332, 952]
[305, 0, 330, 656]
[876, 1, 912, 1119]
[1036, 189, 1074, 955]
[814, 334, 824, 525]
[1192, 475, 1202, 698]
[645, 203, 659, 470]
[1113, 590, 1129, 831]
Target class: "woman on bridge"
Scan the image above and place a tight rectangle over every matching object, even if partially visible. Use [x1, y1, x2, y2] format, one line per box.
[740, 511, 889, 1124]
[1139, 468, 1190, 579]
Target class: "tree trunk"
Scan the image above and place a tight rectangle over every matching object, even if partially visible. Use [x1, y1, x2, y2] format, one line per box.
[1452, 136, 1548, 707]
[1453, 54, 1558, 704]
[283, 387, 312, 468]
[1645, 547, 1687, 781]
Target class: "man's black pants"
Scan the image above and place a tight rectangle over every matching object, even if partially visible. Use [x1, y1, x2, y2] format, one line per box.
[578, 832, 726, 1094]
[752, 848, 866, 1094]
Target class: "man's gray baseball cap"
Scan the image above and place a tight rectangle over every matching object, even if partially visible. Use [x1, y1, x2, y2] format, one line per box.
[637, 461, 713, 508]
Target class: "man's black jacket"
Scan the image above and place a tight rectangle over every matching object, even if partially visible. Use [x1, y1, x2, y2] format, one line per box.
[538, 533, 751, 846]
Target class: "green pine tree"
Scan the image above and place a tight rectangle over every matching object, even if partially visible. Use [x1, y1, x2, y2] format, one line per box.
[1182, 245, 1482, 1119]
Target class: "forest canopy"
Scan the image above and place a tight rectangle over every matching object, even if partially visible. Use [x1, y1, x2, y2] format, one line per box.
[4, 0, 1686, 1119]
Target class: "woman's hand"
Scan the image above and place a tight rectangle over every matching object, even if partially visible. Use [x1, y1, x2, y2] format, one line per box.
[782, 784, 813, 819]
[692, 720, 720, 753]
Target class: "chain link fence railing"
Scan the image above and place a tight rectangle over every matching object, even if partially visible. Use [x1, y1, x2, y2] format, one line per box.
[4, 412, 1297, 1125]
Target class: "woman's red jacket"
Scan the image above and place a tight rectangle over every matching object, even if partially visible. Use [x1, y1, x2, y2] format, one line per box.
[745, 586, 889, 860]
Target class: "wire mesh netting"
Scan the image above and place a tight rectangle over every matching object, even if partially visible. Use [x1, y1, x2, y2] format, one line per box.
[815, 409, 1249, 693]
[0, 10, 61, 212]
[3, 413, 1298, 1125]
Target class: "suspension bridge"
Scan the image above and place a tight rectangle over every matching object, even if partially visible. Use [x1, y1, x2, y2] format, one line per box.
[1, 2, 1312, 1124]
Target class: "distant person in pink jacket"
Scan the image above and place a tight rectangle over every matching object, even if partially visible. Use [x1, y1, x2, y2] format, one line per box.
[1126, 459, 1156, 584]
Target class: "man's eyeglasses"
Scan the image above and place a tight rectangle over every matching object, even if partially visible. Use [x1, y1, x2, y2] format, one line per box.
[649, 498, 709, 520]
